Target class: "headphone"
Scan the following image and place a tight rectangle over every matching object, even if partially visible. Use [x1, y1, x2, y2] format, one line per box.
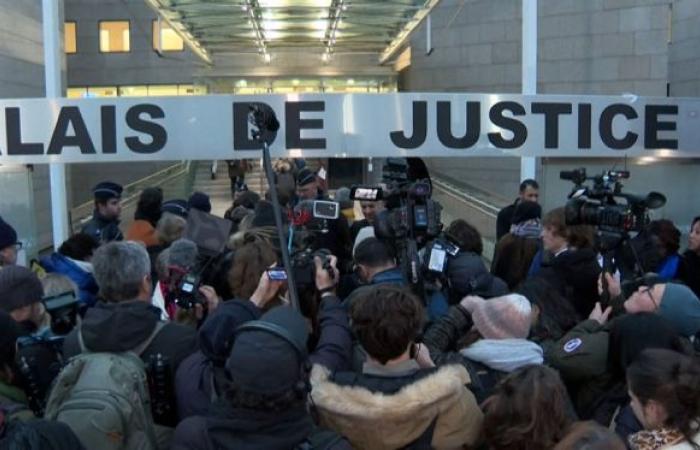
[234, 320, 311, 397]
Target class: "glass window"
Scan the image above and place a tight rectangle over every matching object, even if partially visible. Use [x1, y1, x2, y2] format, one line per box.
[87, 86, 118, 97]
[67, 87, 87, 98]
[99, 21, 130, 53]
[147, 85, 179, 96]
[65, 22, 77, 54]
[152, 20, 184, 52]
[118, 86, 149, 97]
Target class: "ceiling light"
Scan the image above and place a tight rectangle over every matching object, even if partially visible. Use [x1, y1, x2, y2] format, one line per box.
[292, 79, 300, 86]
[347, 79, 355, 85]
[263, 53, 271, 63]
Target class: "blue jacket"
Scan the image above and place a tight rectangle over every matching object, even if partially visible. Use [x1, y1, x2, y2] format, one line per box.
[41, 253, 98, 307]
[369, 267, 406, 285]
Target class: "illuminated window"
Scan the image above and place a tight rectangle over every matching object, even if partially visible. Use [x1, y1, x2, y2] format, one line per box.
[119, 86, 148, 97]
[152, 20, 184, 51]
[99, 21, 130, 53]
[87, 86, 118, 97]
[67, 87, 87, 98]
[65, 22, 77, 54]
[147, 85, 179, 96]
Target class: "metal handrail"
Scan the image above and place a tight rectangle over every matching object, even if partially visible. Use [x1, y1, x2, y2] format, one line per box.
[70, 162, 190, 232]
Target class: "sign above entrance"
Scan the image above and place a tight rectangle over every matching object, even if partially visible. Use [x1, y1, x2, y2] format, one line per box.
[0, 93, 697, 164]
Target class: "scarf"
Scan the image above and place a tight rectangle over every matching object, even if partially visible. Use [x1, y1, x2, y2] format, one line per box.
[510, 219, 542, 239]
[629, 427, 686, 450]
[460, 339, 544, 373]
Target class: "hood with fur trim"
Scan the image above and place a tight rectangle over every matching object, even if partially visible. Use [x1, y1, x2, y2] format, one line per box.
[310, 364, 483, 450]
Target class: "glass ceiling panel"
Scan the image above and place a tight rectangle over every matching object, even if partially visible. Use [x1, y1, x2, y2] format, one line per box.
[144, 0, 441, 64]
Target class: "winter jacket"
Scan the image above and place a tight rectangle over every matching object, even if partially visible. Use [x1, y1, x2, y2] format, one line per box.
[40, 253, 98, 307]
[344, 267, 406, 307]
[174, 296, 352, 421]
[423, 304, 542, 403]
[310, 363, 483, 450]
[491, 233, 540, 290]
[171, 402, 351, 450]
[496, 200, 518, 241]
[350, 219, 370, 243]
[657, 254, 681, 281]
[126, 219, 160, 247]
[0, 382, 33, 422]
[0, 418, 86, 450]
[679, 250, 700, 299]
[536, 248, 601, 319]
[62, 300, 198, 424]
[80, 210, 123, 244]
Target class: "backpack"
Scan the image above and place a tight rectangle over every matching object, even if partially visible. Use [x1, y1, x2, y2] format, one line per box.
[43, 323, 165, 450]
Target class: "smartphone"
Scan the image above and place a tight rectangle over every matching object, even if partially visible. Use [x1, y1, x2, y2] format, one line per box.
[267, 268, 288, 281]
[313, 201, 339, 220]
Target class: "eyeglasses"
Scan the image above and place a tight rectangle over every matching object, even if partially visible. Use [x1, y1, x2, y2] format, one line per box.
[642, 286, 659, 310]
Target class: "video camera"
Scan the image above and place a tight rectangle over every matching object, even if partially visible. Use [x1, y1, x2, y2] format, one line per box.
[350, 158, 443, 291]
[560, 167, 667, 301]
[560, 168, 666, 234]
[43, 291, 80, 336]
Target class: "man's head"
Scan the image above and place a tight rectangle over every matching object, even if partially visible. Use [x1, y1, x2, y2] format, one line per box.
[296, 168, 318, 201]
[93, 241, 152, 303]
[353, 237, 396, 283]
[188, 191, 212, 214]
[93, 181, 123, 220]
[0, 265, 47, 330]
[360, 200, 384, 224]
[519, 179, 539, 203]
[350, 285, 425, 365]
[624, 282, 700, 337]
[226, 307, 309, 405]
[541, 207, 594, 253]
[0, 216, 19, 266]
[445, 219, 483, 255]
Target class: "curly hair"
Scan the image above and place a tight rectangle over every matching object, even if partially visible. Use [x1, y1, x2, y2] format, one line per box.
[228, 240, 277, 300]
[482, 365, 574, 450]
[350, 285, 425, 364]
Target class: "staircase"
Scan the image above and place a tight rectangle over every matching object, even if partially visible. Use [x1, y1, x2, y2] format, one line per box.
[191, 160, 269, 217]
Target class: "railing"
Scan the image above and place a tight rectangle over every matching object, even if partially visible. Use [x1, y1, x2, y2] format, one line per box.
[70, 162, 194, 233]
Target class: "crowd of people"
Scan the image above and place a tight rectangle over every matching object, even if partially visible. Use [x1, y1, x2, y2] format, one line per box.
[1, 158, 700, 450]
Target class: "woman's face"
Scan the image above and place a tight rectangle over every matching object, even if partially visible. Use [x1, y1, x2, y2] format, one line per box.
[629, 389, 667, 430]
[541, 226, 567, 253]
[689, 221, 700, 253]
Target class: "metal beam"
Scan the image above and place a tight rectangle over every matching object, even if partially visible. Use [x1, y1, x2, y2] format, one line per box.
[379, 0, 442, 64]
[144, 0, 213, 64]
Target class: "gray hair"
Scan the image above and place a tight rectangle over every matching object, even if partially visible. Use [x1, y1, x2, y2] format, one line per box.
[93, 241, 151, 302]
[157, 212, 187, 246]
[168, 238, 198, 270]
[41, 273, 79, 298]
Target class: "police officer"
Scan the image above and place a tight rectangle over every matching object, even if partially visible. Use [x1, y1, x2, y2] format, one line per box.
[81, 181, 123, 244]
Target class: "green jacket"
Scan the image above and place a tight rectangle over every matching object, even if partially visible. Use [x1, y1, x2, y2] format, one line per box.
[546, 319, 611, 384]
[0, 381, 34, 421]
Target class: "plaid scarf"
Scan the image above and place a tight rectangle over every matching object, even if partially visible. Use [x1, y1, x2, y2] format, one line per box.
[629, 427, 685, 450]
[510, 219, 542, 239]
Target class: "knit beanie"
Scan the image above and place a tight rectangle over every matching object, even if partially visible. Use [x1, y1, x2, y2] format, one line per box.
[188, 192, 212, 214]
[0, 216, 18, 250]
[658, 282, 700, 337]
[0, 265, 44, 312]
[467, 294, 533, 340]
[334, 187, 354, 210]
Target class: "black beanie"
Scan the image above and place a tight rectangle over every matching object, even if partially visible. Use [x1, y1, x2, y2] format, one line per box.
[511, 201, 542, 225]
[251, 201, 276, 228]
[0, 265, 44, 312]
